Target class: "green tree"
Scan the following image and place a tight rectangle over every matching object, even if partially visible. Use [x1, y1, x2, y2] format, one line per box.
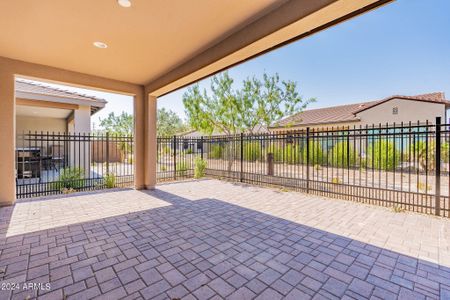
[183, 71, 314, 135]
[157, 108, 188, 136]
[99, 112, 133, 136]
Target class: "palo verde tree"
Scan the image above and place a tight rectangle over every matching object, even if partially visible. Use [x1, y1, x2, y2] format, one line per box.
[157, 107, 188, 136]
[99, 109, 188, 137]
[99, 112, 134, 136]
[183, 71, 314, 135]
[183, 71, 314, 169]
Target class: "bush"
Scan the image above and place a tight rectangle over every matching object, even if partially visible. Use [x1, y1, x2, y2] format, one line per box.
[52, 167, 85, 190]
[194, 157, 207, 179]
[176, 161, 189, 176]
[271, 144, 301, 164]
[367, 140, 400, 171]
[104, 173, 116, 188]
[209, 144, 223, 159]
[269, 141, 324, 165]
[409, 140, 450, 171]
[243, 141, 262, 161]
[301, 141, 326, 165]
[162, 146, 172, 155]
[329, 141, 358, 167]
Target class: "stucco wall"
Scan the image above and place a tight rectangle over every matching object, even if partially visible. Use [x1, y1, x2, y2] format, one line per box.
[356, 98, 446, 126]
[16, 116, 66, 134]
[16, 116, 67, 148]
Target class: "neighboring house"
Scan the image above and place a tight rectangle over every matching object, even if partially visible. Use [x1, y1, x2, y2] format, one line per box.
[179, 124, 268, 138]
[271, 92, 450, 131]
[15, 80, 107, 178]
[15, 79, 106, 136]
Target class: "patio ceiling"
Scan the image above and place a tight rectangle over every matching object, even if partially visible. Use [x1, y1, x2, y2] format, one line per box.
[0, 0, 392, 96]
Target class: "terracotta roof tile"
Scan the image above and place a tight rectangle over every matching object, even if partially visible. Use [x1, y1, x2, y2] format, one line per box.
[15, 79, 107, 106]
[274, 92, 449, 128]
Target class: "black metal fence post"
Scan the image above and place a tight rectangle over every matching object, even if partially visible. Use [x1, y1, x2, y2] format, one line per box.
[306, 127, 310, 193]
[240, 133, 244, 182]
[173, 135, 177, 180]
[435, 116, 441, 216]
[106, 132, 110, 176]
[200, 136, 204, 160]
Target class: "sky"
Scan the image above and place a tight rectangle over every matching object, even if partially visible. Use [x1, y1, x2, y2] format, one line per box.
[26, 0, 450, 127]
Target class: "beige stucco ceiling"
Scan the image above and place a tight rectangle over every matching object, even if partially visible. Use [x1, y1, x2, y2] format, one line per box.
[0, 0, 287, 85]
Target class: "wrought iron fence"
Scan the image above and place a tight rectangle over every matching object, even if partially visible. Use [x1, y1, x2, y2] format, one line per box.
[16, 131, 134, 198]
[157, 117, 450, 217]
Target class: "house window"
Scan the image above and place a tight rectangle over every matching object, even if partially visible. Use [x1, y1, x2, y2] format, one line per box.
[392, 107, 398, 115]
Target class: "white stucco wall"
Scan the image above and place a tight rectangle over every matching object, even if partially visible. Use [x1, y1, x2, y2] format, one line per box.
[356, 98, 446, 126]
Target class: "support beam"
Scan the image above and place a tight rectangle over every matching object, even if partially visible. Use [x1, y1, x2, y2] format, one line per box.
[16, 98, 79, 110]
[134, 88, 146, 189]
[145, 94, 157, 189]
[0, 71, 16, 206]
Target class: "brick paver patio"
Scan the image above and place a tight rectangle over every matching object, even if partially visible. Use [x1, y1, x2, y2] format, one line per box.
[1, 179, 449, 299]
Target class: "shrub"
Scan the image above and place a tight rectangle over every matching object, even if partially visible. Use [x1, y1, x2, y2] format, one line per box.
[442, 142, 450, 163]
[104, 173, 116, 188]
[243, 141, 262, 161]
[301, 141, 326, 165]
[194, 157, 207, 179]
[409, 140, 450, 171]
[329, 141, 358, 167]
[331, 177, 342, 184]
[269, 141, 324, 165]
[209, 144, 223, 159]
[127, 154, 133, 164]
[417, 181, 431, 192]
[367, 140, 400, 171]
[52, 167, 85, 190]
[279, 144, 301, 164]
[176, 161, 189, 176]
[162, 146, 172, 155]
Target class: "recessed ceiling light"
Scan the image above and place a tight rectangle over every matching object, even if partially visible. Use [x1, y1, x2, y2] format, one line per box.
[93, 41, 108, 49]
[118, 0, 131, 8]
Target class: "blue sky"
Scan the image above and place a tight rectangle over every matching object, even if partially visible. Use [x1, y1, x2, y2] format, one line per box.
[29, 0, 450, 127]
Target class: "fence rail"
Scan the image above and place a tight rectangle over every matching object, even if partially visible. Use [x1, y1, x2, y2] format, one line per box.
[157, 117, 450, 217]
[16, 131, 134, 198]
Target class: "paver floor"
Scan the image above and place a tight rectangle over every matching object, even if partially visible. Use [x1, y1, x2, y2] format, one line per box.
[1, 179, 449, 299]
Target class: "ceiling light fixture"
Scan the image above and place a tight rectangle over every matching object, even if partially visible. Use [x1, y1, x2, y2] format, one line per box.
[118, 0, 131, 8]
[93, 41, 108, 49]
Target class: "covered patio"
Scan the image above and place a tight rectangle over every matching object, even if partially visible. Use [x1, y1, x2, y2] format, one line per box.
[0, 180, 449, 299]
[0, 0, 393, 206]
[5, 0, 450, 299]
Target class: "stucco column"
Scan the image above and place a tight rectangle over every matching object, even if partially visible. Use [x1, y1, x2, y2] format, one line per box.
[145, 94, 157, 189]
[72, 105, 91, 133]
[134, 89, 156, 189]
[0, 71, 16, 206]
[134, 88, 145, 189]
[68, 105, 91, 177]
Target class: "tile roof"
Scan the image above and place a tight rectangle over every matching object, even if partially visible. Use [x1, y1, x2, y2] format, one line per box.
[15, 79, 107, 107]
[273, 92, 450, 128]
